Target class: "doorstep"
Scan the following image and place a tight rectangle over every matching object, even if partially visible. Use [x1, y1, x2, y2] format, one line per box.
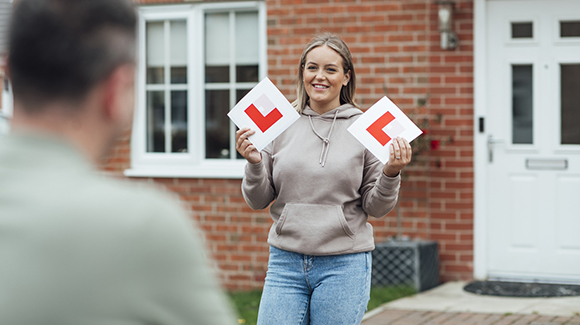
[363, 281, 580, 321]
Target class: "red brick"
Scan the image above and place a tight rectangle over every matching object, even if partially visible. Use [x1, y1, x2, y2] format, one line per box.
[346, 5, 372, 12]
[374, 4, 399, 11]
[446, 243, 473, 251]
[445, 264, 473, 273]
[388, 34, 413, 42]
[374, 24, 399, 32]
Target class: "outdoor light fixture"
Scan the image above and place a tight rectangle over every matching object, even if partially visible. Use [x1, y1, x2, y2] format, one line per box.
[436, 1, 459, 50]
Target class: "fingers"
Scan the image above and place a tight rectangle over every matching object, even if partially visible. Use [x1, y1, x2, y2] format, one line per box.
[398, 137, 412, 162]
[236, 127, 259, 162]
[391, 139, 401, 160]
[390, 137, 411, 162]
[236, 127, 255, 150]
[384, 137, 412, 177]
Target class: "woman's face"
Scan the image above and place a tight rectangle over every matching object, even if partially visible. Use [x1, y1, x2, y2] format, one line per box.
[302, 45, 350, 114]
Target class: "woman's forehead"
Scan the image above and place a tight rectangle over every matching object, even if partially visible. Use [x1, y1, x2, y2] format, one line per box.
[305, 45, 343, 65]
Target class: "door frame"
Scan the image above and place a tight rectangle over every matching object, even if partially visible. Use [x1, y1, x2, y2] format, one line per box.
[473, 0, 491, 280]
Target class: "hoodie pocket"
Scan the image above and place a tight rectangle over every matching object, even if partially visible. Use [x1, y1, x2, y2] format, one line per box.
[274, 203, 355, 255]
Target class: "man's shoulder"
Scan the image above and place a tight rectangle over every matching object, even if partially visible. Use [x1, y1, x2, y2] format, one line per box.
[29, 172, 191, 235]
[82, 175, 189, 221]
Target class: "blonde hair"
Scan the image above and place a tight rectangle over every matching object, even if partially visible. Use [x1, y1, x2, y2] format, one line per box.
[292, 33, 358, 113]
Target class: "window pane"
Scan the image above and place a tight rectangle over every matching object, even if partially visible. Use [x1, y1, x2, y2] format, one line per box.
[205, 13, 230, 66]
[236, 89, 251, 102]
[170, 21, 187, 66]
[235, 11, 259, 65]
[171, 91, 188, 152]
[146, 22, 165, 84]
[236, 65, 259, 82]
[205, 66, 229, 83]
[171, 67, 187, 84]
[235, 12, 259, 83]
[147, 68, 164, 85]
[511, 22, 533, 39]
[205, 90, 231, 159]
[170, 21, 187, 84]
[561, 21, 580, 38]
[147, 91, 165, 152]
[512, 65, 533, 144]
[205, 13, 230, 83]
[561, 64, 580, 144]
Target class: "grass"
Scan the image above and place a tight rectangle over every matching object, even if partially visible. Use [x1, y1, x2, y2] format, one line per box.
[228, 285, 415, 325]
[367, 285, 416, 311]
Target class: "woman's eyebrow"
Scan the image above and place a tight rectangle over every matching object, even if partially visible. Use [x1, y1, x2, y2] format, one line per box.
[305, 61, 339, 67]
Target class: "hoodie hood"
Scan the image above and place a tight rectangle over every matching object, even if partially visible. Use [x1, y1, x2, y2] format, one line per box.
[301, 103, 363, 119]
[303, 104, 362, 167]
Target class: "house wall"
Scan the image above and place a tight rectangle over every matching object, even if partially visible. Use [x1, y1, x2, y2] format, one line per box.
[104, 0, 475, 290]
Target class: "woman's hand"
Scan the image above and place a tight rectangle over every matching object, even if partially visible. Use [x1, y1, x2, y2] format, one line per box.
[383, 137, 412, 177]
[236, 127, 262, 164]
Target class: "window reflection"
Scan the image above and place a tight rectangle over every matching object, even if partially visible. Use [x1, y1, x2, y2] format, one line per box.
[560, 21, 580, 38]
[561, 64, 580, 144]
[512, 65, 533, 144]
[205, 90, 231, 159]
[171, 91, 188, 152]
[147, 91, 165, 152]
[511, 22, 533, 39]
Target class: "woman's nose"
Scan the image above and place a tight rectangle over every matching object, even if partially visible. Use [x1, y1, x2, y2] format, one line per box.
[315, 69, 325, 79]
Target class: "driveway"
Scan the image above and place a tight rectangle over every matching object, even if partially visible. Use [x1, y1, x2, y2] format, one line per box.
[362, 282, 580, 325]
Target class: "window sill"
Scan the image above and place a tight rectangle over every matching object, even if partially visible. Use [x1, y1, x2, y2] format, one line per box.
[124, 160, 246, 179]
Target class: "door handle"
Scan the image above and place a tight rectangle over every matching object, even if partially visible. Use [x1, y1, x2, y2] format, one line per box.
[488, 135, 504, 163]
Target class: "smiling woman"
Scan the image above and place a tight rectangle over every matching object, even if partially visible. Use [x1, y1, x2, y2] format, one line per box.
[236, 33, 413, 325]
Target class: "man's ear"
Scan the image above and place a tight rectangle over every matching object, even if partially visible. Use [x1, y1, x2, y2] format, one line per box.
[102, 64, 135, 126]
[4, 56, 11, 81]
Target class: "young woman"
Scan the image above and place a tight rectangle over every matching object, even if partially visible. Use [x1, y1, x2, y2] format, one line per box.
[236, 33, 412, 325]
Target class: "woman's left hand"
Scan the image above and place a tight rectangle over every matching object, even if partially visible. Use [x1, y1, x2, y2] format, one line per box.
[383, 137, 412, 177]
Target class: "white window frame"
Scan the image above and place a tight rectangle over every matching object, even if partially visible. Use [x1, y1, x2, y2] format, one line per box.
[0, 63, 13, 135]
[125, 1, 267, 179]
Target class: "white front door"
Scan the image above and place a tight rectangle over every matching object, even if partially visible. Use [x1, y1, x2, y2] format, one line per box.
[486, 0, 580, 282]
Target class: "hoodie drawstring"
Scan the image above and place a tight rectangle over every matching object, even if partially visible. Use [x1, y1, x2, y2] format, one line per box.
[308, 109, 339, 167]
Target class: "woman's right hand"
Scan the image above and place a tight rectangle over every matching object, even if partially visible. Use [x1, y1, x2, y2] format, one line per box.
[236, 127, 262, 164]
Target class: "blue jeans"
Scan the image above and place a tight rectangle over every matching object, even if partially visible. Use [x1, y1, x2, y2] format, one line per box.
[257, 246, 372, 325]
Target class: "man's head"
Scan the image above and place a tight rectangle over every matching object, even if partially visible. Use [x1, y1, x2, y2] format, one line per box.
[7, 0, 137, 111]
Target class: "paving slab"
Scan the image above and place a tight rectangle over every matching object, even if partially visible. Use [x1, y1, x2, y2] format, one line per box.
[363, 310, 580, 325]
[373, 281, 580, 316]
[362, 281, 580, 324]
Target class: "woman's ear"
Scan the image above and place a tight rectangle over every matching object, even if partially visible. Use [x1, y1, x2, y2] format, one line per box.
[343, 69, 351, 86]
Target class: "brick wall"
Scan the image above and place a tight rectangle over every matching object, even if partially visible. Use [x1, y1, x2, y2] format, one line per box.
[103, 0, 475, 290]
[426, 0, 474, 281]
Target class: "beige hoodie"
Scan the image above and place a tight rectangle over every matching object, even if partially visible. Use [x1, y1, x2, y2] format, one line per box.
[242, 104, 401, 256]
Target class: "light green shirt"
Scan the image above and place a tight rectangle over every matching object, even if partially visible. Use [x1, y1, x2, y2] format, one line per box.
[0, 134, 237, 325]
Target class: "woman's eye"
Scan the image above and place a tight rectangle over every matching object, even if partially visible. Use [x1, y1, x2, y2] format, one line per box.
[307, 66, 317, 70]
[327, 68, 337, 72]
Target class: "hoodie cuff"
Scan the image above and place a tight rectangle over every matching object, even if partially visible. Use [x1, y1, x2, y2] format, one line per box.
[376, 171, 401, 194]
[244, 160, 266, 182]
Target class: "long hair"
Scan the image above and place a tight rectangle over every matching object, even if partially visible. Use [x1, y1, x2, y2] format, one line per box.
[292, 33, 358, 113]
